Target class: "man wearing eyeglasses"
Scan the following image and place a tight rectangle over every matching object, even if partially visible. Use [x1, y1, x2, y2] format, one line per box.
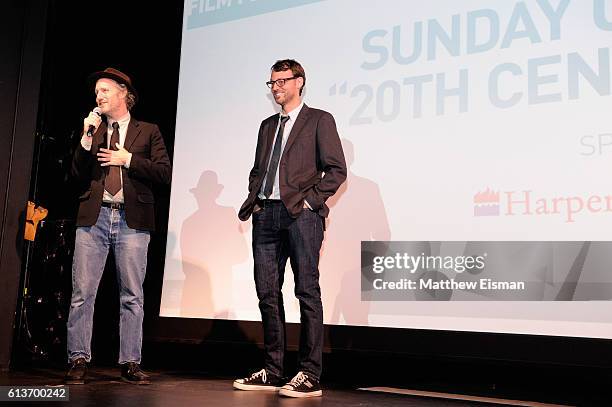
[234, 59, 346, 398]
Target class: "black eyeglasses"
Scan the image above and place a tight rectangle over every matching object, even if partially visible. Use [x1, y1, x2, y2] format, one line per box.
[266, 77, 298, 88]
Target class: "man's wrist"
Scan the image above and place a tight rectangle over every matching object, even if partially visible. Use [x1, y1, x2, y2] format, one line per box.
[124, 152, 133, 168]
[80, 134, 93, 151]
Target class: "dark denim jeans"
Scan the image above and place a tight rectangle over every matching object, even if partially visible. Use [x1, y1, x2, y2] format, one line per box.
[67, 206, 150, 364]
[252, 200, 324, 381]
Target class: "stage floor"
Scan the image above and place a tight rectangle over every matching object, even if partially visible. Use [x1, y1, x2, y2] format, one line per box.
[0, 366, 528, 407]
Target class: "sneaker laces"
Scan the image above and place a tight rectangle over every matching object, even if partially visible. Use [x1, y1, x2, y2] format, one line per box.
[249, 368, 267, 383]
[288, 371, 308, 387]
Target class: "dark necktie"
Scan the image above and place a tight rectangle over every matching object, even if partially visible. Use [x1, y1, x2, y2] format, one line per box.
[104, 122, 121, 196]
[263, 115, 290, 198]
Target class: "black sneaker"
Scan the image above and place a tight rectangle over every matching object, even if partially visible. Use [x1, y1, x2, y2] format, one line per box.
[279, 371, 322, 398]
[233, 369, 282, 391]
[65, 357, 88, 385]
[120, 362, 151, 385]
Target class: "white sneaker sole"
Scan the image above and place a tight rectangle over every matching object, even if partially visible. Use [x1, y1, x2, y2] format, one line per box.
[233, 381, 281, 391]
[279, 388, 323, 398]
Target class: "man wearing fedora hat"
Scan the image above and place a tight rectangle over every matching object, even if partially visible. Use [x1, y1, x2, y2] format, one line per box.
[65, 67, 171, 385]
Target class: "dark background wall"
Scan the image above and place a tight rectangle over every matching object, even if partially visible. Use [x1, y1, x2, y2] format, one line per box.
[0, 0, 47, 370]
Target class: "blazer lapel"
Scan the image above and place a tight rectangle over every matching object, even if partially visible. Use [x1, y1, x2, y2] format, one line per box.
[282, 104, 309, 157]
[123, 119, 142, 151]
[92, 122, 108, 155]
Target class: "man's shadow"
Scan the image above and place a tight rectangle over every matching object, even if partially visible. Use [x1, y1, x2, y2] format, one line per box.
[179, 170, 248, 319]
[320, 139, 391, 326]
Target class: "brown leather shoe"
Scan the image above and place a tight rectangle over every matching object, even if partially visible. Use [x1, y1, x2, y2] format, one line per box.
[65, 357, 88, 385]
[120, 362, 151, 385]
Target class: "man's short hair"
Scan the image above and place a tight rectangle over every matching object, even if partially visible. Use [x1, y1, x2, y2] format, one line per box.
[271, 59, 306, 95]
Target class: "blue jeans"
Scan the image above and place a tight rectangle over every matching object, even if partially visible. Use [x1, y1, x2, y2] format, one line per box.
[67, 206, 150, 364]
[252, 200, 324, 381]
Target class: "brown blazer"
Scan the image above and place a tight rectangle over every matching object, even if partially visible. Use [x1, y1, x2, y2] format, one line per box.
[72, 118, 171, 231]
[239, 104, 346, 220]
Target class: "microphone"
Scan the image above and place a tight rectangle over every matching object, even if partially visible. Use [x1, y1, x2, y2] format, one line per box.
[87, 107, 102, 137]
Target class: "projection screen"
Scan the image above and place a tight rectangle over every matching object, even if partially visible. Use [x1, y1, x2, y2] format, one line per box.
[160, 0, 612, 339]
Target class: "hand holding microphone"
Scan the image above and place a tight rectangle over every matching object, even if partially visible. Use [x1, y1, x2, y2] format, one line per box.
[83, 107, 102, 137]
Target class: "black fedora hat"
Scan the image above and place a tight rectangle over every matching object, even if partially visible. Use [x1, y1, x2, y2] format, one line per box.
[88, 67, 138, 100]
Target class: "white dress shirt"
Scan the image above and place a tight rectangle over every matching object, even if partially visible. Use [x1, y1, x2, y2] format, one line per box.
[80, 112, 132, 203]
[259, 102, 305, 201]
